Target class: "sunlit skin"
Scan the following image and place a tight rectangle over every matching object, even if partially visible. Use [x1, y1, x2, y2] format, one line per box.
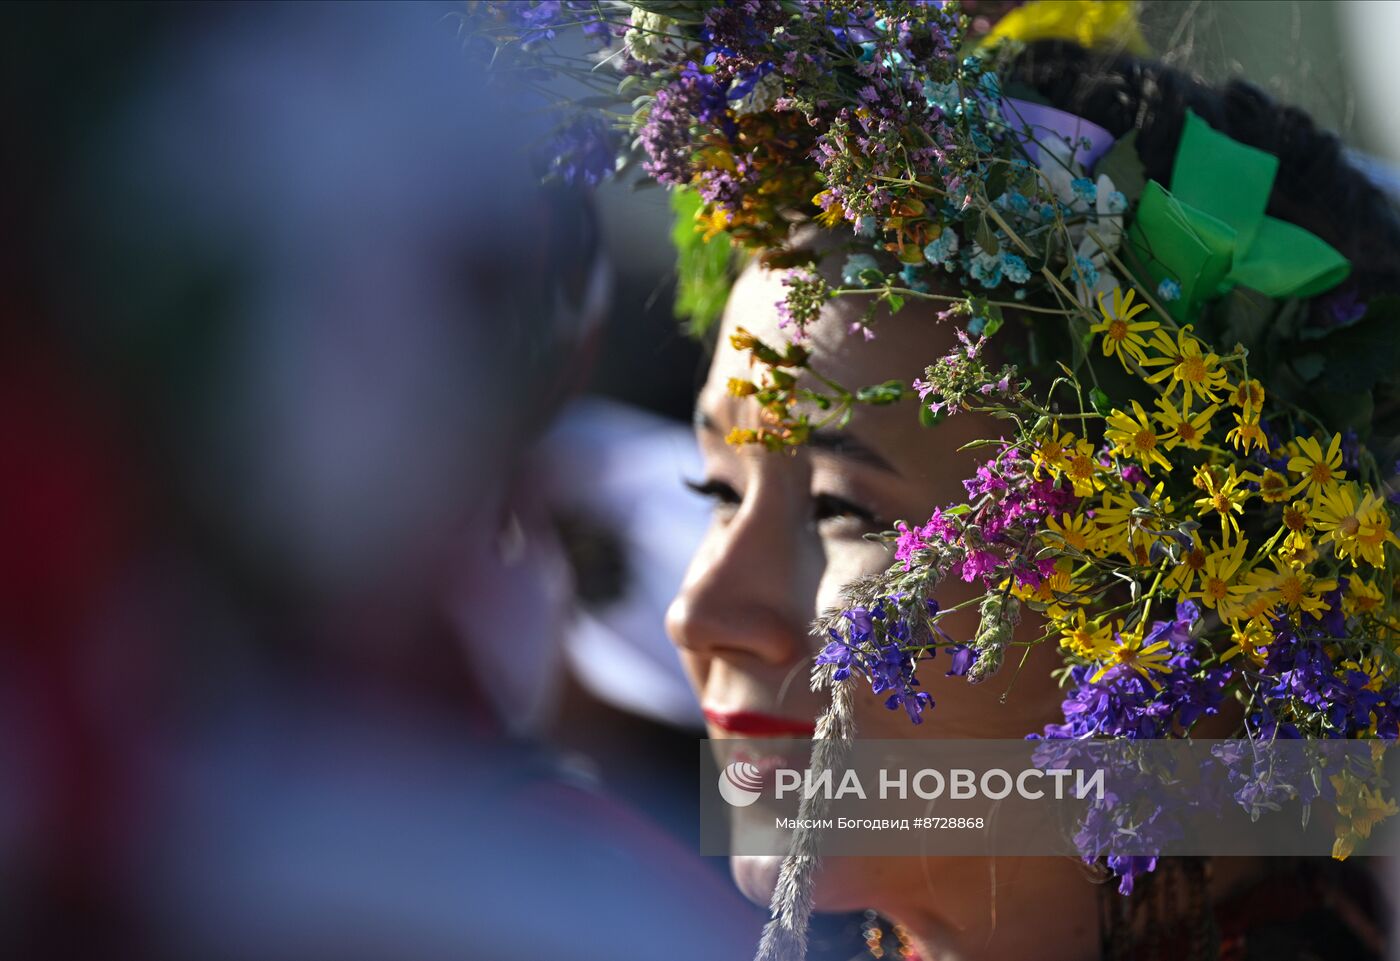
[666, 252, 1258, 960]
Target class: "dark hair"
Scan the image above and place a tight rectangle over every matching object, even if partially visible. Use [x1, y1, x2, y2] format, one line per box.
[1008, 39, 1400, 304]
[1095, 856, 1388, 961]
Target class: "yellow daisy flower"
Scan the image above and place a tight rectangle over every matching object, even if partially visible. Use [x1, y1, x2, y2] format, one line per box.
[1088, 622, 1174, 690]
[1062, 438, 1104, 498]
[1331, 773, 1400, 861]
[1344, 579, 1387, 618]
[1354, 495, 1400, 568]
[1186, 534, 1250, 617]
[1225, 410, 1270, 455]
[698, 204, 735, 241]
[1240, 556, 1337, 618]
[1045, 511, 1100, 554]
[1287, 433, 1346, 504]
[1192, 463, 1256, 539]
[1231, 585, 1278, 625]
[1139, 325, 1231, 409]
[1031, 420, 1076, 481]
[1163, 529, 1209, 593]
[1227, 378, 1266, 415]
[812, 190, 845, 229]
[1220, 616, 1272, 664]
[1090, 286, 1157, 369]
[1093, 492, 1135, 562]
[1341, 652, 1393, 693]
[1257, 468, 1290, 504]
[1313, 483, 1384, 566]
[1057, 608, 1113, 659]
[1152, 397, 1217, 451]
[1280, 541, 1322, 570]
[1105, 400, 1176, 475]
[1011, 557, 1082, 619]
[1095, 484, 1175, 567]
[1280, 499, 1314, 555]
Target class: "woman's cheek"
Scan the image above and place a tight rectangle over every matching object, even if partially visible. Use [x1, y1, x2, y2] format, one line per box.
[814, 538, 896, 616]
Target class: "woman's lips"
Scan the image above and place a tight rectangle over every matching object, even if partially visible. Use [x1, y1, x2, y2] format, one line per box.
[703, 708, 817, 737]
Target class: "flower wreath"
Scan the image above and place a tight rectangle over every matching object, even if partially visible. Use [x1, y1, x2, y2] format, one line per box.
[475, 0, 1400, 943]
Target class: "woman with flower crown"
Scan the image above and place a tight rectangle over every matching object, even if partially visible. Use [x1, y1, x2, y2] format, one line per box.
[480, 1, 1400, 958]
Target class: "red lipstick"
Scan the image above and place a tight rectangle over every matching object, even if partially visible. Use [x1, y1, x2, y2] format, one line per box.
[703, 708, 817, 737]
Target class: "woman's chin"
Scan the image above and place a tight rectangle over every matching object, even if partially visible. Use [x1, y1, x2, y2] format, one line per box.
[730, 854, 784, 908]
[730, 854, 871, 913]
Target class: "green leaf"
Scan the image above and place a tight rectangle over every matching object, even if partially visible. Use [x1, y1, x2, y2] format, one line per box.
[975, 216, 999, 256]
[1313, 389, 1374, 435]
[1271, 297, 1307, 341]
[1090, 388, 1113, 417]
[1066, 316, 1090, 376]
[1314, 295, 1400, 393]
[1290, 352, 1325, 383]
[669, 186, 734, 336]
[855, 380, 906, 405]
[919, 403, 944, 428]
[1207, 287, 1272, 359]
[885, 292, 906, 314]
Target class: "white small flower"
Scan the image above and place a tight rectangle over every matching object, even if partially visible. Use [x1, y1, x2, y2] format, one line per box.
[624, 9, 682, 63]
[1040, 136, 1089, 214]
[733, 72, 783, 116]
[1073, 172, 1126, 308]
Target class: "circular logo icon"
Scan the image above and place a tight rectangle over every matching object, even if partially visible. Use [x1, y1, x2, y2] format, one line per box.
[718, 760, 764, 807]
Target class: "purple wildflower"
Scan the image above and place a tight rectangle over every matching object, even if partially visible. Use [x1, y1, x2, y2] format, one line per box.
[546, 115, 617, 187]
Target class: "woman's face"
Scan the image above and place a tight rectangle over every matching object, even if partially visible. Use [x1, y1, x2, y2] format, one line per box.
[666, 255, 1077, 929]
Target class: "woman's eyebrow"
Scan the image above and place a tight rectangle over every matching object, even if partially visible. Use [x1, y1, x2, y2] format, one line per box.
[695, 410, 898, 474]
[807, 428, 898, 474]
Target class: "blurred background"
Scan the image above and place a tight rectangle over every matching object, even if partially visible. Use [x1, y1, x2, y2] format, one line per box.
[0, 2, 1396, 960]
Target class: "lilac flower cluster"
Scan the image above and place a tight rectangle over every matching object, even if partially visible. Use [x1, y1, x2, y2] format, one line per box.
[774, 265, 829, 336]
[910, 326, 1017, 418]
[634, 3, 790, 213]
[1037, 601, 1232, 740]
[509, 1, 609, 48]
[546, 115, 618, 187]
[1248, 594, 1400, 739]
[1210, 739, 1332, 821]
[1028, 738, 1195, 894]
[807, 9, 969, 227]
[701, 1, 785, 62]
[896, 445, 1076, 587]
[640, 62, 733, 187]
[816, 597, 970, 724]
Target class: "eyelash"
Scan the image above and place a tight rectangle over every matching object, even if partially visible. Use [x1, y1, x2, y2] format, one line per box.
[683, 478, 881, 529]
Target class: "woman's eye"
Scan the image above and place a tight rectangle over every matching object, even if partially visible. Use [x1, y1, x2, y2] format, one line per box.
[684, 479, 880, 532]
[684, 477, 742, 513]
[811, 492, 879, 530]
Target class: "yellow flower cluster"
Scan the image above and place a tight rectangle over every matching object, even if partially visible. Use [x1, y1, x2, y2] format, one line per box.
[1018, 286, 1400, 697]
[1331, 759, 1400, 860]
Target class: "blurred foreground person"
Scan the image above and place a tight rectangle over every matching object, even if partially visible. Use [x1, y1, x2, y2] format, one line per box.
[20, 2, 761, 959]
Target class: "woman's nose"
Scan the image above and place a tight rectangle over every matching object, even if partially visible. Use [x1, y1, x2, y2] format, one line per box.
[665, 489, 810, 669]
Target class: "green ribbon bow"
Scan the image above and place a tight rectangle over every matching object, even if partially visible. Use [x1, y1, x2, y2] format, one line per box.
[1124, 109, 1351, 322]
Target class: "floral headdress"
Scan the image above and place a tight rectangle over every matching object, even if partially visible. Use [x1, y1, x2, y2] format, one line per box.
[475, 0, 1400, 950]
